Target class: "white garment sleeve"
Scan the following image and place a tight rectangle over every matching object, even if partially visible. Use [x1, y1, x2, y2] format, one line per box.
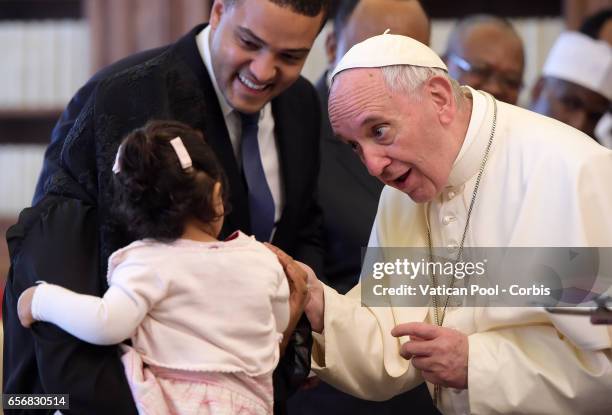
[271, 267, 290, 338]
[312, 283, 425, 401]
[467, 325, 612, 414]
[31, 259, 167, 345]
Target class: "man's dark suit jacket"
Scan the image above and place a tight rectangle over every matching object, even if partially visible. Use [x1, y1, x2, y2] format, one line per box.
[3, 24, 322, 415]
[287, 73, 440, 415]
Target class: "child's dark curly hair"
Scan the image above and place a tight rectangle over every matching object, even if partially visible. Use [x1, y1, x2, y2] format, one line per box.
[111, 120, 230, 241]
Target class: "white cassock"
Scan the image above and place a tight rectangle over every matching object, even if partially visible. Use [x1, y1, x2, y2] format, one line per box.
[312, 88, 612, 414]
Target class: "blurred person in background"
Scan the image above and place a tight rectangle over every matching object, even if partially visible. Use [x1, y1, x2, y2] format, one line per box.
[530, 31, 611, 140]
[443, 15, 525, 105]
[580, 8, 612, 147]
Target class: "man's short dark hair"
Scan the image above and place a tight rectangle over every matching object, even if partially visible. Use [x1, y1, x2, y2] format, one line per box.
[225, 0, 330, 17]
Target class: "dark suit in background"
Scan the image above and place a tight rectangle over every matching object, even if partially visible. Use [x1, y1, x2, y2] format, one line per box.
[3, 24, 321, 415]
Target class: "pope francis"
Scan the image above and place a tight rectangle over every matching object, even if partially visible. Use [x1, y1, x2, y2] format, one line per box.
[278, 33, 612, 414]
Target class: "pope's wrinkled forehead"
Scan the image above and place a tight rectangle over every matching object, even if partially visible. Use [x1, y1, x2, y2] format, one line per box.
[328, 68, 390, 135]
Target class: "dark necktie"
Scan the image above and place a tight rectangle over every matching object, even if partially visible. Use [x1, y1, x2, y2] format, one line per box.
[240, 112, 275, 242]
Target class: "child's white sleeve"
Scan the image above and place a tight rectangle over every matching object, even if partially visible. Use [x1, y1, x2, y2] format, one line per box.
[271, 267, 290, 335]
[30, 283, 147, 345]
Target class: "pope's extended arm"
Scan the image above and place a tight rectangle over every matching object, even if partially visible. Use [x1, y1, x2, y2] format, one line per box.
[310, 282, 426, 401]
[313, 290, 612, 413]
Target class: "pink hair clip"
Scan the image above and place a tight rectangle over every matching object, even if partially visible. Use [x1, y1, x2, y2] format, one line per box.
[170, 136, 192, 170]
[112, 136, 192, 174]
[112, 144, 123, 174]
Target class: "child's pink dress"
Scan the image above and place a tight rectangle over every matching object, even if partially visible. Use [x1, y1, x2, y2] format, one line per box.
[31, 231, 289, 415]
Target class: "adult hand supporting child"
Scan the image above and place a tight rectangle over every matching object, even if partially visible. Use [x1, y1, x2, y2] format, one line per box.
[265, 243, 311, 353]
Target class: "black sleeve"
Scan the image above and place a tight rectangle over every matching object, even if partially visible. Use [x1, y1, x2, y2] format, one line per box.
[2, 196, 138, 415]
[33, 45, 168, 204]
[33, 82, 97, 205]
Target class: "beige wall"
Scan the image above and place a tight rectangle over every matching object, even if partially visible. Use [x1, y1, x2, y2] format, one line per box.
[87, 0, 212, 71]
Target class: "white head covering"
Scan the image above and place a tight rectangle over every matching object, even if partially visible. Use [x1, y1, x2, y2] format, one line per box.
[542, 31, 612, 101]
[330, 31, 448, 81]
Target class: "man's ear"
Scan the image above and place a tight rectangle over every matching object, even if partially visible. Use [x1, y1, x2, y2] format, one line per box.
[209, 0, 225, 30]
[325, 30, 338, 66]
[426, 75, 455, 125]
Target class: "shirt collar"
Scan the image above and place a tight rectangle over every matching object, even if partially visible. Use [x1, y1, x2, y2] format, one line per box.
[447, 86, 494, 188]
[196, 26, 234, 118]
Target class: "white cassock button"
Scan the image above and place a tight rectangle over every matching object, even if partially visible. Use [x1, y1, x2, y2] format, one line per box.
[447, 190, 456, 199]
[448, 241, 459, 251]
[442, 215, 456, 225]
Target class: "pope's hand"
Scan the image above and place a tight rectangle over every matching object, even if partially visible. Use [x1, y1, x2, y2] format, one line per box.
[294, 260, 324, 333]
[265, 243, 309, 354]
[391, 322, 468, 389]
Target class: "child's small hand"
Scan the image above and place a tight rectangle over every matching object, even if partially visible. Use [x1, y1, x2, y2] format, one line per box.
[17, 286, 38, 328]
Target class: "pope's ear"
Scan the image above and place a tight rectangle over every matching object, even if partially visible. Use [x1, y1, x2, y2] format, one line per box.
[425, 75, 455, 125]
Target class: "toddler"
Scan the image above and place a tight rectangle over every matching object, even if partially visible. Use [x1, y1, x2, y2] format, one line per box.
[18, 120, 290, 415]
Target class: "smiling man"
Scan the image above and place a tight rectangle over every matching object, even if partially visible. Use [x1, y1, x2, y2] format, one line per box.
[288, 33, 612, 414]
[4, 1, 328, 414]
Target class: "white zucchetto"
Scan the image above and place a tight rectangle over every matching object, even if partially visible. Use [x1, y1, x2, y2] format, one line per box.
[542, 31, 612, 101]
[330, 31, 448, 81]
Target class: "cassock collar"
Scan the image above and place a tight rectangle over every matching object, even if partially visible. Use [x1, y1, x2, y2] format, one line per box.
[196, 26, 233, 118]
[447, 86, 494, 188]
